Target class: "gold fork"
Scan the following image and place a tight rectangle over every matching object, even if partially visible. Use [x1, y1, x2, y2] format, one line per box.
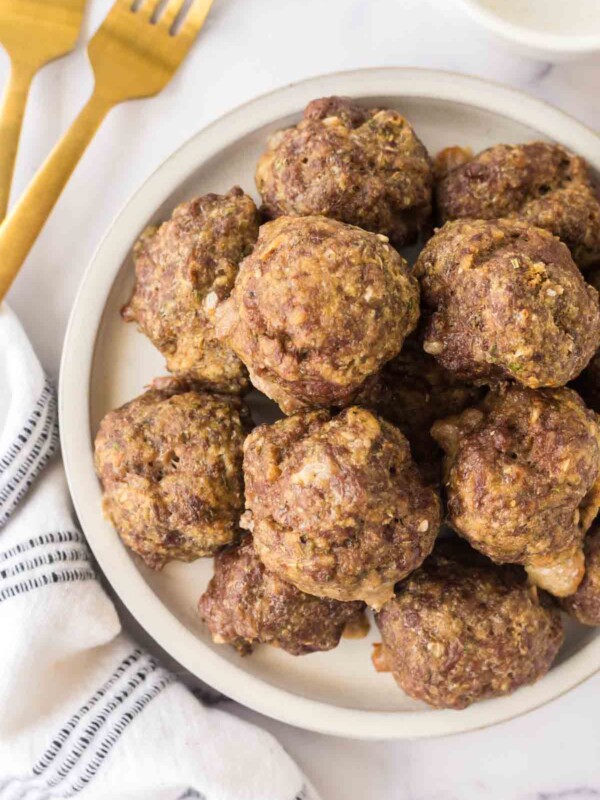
[0, 0, 86, 219]
[0, 0, 213, 302]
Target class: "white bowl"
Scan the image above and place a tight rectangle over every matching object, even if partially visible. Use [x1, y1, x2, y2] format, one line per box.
[452, 0, 600, 60]
[60, 68, 600, 740]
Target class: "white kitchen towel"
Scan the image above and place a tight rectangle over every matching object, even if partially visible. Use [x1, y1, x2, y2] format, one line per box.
[0, 304, 319, 800]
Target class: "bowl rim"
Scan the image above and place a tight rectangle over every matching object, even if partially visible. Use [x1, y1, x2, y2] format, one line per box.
[452, 0, 600, 54]
[60, 66, 600, 740]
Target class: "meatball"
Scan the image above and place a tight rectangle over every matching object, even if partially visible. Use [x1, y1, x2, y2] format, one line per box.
[572, 269, 600, 411]
[198, 537, 365, 655]
[122, 187, 260, 393]
[215, 215, 420, 414]
[94, 379, 251, 569]
[242, 406, 442, 609]
[436, 142, 600, 269]
[431, 385, 600, 596]
[255, 96, 433, 246]
[358, 330, 484, 485]
[561, 526, 600, 625]
[414, 218, 600, 388]
[374, 541, 564, 709]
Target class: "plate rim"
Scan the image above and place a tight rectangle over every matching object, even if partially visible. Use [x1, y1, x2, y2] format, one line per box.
[60, 66, 600, 740]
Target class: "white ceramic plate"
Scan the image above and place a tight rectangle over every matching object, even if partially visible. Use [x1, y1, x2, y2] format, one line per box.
[60, 68, 600, 740]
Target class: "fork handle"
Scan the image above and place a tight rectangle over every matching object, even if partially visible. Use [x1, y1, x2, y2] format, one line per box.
[0, 90, 113, 302]
[0, 60, 36, 221]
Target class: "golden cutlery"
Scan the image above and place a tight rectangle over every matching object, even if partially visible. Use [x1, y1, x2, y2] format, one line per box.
[0, 0, 213, 302]
[0, 0, 86, 220]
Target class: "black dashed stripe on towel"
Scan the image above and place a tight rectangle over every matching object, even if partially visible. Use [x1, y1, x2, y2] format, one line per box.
[32, 650, 145, 775]
[0, 531, 86, 562]
[0, 423, 58, 511]
[0, 568, 96, 603]
[0, 381, 56, 504]
[64, 671, 175, 795]
[22, 666, 174, 798]
[0, 424, 59, 527]
[44, 658, 163, 788]
[0, 654, 164, 799]
[0, 548, 92, 579]
[0, 379, 53, 475]
[0, 405, 55, 503]
[0, 385, 59, 528]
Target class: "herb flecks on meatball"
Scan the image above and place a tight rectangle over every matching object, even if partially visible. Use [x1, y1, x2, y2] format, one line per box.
[432, 385, 600, 596]
[94, 379, 251, 569]
[415, 218, 600, 388]
[199, 537, 365, 655]
[561, 526, 600, 626]
[374, 541, 564, 709]
[215, 215, 420, 414]
[122, 187, 260, 393]
[255, 96, 433, 247]
[437, 142, 600, 269]
[242, 407, 442, 609]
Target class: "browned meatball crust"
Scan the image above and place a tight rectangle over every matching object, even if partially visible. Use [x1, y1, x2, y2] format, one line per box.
[122, 187, 260, 393]
[242, 407, 442, 609]
[255, 96, 433, 247]
[415, 218, 600, 388]
[198, 537, 365, 655]
[437, 143, 600, 268]
[572, 269, 600, 411]
[94, 380, 251, 569]
[561, 526, 600, 625]
[374, 541, 564, 709]
[432, 385, 600, 596]
[359, 330, 484, 485]
[215, 215, 420, 414]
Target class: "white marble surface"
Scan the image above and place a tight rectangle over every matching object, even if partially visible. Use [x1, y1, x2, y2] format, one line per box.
[2, 0, 599, 796]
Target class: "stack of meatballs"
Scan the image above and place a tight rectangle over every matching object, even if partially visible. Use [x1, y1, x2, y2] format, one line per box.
[94, 96, 600, 710]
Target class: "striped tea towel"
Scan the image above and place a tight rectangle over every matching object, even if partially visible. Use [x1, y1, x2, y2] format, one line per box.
[0, 304, 319, 800]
